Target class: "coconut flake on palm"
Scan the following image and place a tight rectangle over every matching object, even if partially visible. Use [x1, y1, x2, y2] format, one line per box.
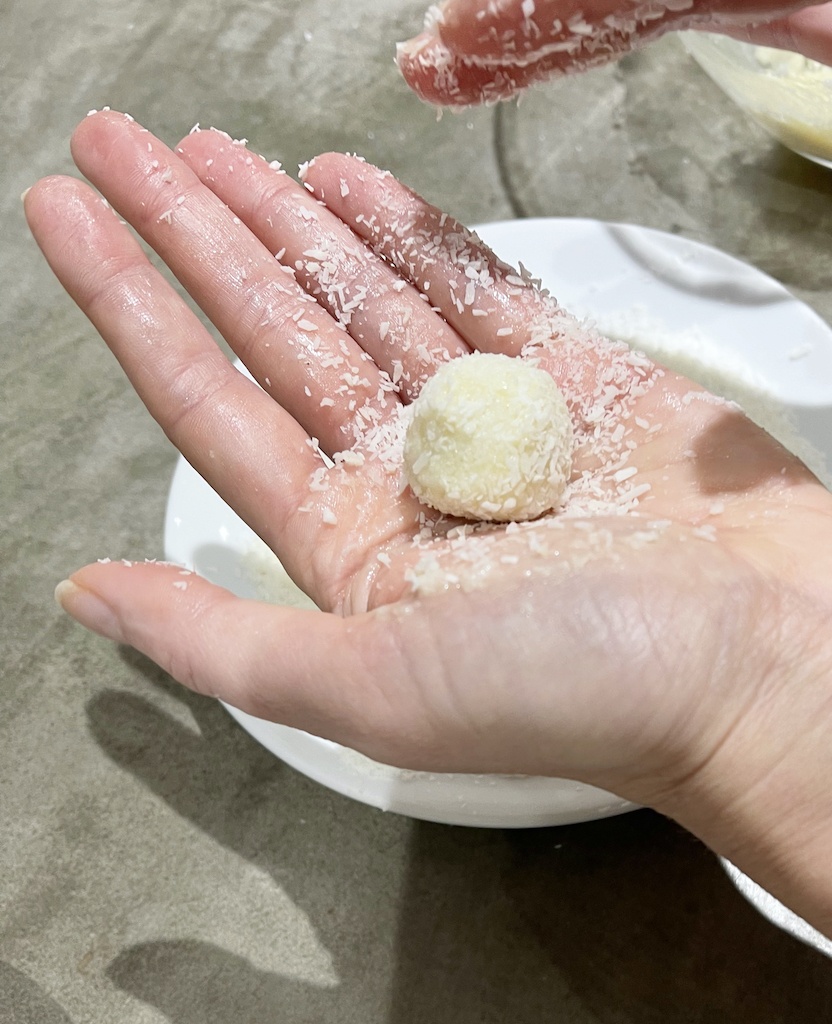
[403, 352, 573, 522]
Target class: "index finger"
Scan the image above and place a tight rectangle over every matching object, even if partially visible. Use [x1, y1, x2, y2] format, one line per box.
[397, 0, 664, 105]
[23, 174, 324, 564]
[397, 0, 820, 105]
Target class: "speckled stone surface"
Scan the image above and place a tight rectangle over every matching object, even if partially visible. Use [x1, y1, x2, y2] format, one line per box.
[3, 1, 832, 1021]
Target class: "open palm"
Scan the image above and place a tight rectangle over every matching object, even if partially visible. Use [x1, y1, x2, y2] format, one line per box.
[28, 112, 832, 812]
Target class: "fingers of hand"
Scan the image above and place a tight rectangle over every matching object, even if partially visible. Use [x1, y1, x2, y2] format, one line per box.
[302, 153, 686, 499]
[24, 173, 323, 540]
[397, 0, 711, 105]
[303, 152, 577, 356]
[25, 131, 405, 599]
[175, 130, 471, 399]
[70, 112, 400, 458]
[397, 0, 624, 104]
[425, 0, 655, 61]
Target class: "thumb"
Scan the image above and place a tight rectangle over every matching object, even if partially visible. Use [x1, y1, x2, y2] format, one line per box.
[56, 560, 412, 759]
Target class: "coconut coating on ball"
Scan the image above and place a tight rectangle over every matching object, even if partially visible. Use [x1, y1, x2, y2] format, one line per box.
[403, 352, 574, 521]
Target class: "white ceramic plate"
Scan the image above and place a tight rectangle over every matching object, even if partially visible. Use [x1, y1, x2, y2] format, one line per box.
[164, 217, 832, 830]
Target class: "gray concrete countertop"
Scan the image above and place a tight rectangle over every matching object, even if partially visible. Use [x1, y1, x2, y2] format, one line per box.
[3, 1, 832, 1020]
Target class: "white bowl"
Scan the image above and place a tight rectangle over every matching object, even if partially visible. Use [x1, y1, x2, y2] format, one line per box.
[682, 32, 832, 168]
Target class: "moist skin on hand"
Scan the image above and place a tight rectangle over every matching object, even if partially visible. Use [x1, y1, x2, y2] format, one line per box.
[403, 352, 574, 522]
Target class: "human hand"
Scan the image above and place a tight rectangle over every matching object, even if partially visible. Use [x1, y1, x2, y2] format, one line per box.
[397, 0, 832, 105]
[27, 112, 832, 933]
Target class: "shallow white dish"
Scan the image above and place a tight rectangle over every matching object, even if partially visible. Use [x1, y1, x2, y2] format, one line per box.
[164, 217, 832, 830]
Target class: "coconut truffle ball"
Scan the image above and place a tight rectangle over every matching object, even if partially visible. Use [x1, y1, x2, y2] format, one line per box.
[403, 352, 573, 522]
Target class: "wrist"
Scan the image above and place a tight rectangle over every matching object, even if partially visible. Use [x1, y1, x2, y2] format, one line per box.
[648, 596, 832, 938]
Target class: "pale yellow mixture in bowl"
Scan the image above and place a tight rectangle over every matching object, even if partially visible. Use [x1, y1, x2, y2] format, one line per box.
[682, 32, 832, 167]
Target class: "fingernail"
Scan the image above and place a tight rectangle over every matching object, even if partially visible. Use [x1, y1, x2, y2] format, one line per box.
[55, 579, 124, 643]
[21, 187, 31, 203]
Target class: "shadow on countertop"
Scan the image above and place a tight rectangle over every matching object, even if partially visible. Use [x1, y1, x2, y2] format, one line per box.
[386, 817, 832, 1023]
[0, 961, 76, 1024]
[86, 650, 832, 1024]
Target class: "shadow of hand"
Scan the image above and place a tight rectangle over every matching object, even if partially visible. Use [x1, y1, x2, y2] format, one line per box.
[0, 962, 76, 1024]
[386, 815, 832, 1024]
[86, 649, 409, 1021]
[106, 940, 336, 1024]
[88, 651, 832, 1024]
